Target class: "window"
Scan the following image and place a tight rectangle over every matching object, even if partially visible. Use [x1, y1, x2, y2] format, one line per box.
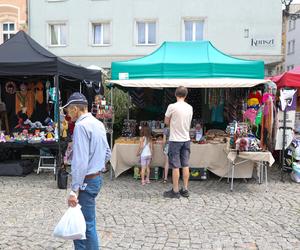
[136, 21, 156, 45]
[183, 20, 204, 41]
[92, 22, 111, 45]
[3, 22, 15, 42]
[287, 40, 295, 54]
[288, 19, 296, 31]
[49, 23, 67, 46]
[287, 65, 294, 71]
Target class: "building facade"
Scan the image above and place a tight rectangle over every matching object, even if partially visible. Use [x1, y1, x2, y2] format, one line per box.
[0, 0, 27, 44]
[28, 0, 282, 73]
[285, 4, 300, 71]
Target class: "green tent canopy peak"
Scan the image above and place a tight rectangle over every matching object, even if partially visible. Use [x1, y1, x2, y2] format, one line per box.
[111, 41, 264, 80]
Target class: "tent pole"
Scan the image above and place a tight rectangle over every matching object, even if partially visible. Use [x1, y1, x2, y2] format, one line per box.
[110, 86, 114, 180]
[111, 86, 114, 147]
[54, 74, 61, 184]
[281, 103, 287, 182]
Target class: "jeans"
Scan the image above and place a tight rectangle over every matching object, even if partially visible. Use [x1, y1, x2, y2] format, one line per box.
[74, 175, 103, 250]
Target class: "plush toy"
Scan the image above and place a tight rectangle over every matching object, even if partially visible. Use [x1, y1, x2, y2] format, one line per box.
[44, 117, 54, 127]
[46, 126, 54, 139]
[40, 131, 46, 140]
[61, 120, 68, 139]
[0, 132, 6, 143]
[235, 138, 249, 152]
[24, 119, 44, 129]
[195, 123, 204, 142]
[22, 129, 29, 139]
[15, 112, 30, 129]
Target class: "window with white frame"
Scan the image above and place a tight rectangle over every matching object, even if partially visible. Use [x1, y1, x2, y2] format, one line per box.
[287, 40, 295, 54]
[49, 23, 67, 46]
[183, 20, 204, 41]
[3, 22, 15, 42]
[136, 21, 156, 45]
[287, 65, 294, 71]
[288, 19, 296, 31]
[92, 22, 111, 45]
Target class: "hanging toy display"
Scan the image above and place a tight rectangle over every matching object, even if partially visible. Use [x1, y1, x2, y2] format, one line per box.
[15, 83, 35, 118]
[5, 81, 16, 95]
[35, 81, 44, 104]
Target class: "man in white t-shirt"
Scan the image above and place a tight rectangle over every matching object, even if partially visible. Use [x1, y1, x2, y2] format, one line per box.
[163, 86, 193, 198]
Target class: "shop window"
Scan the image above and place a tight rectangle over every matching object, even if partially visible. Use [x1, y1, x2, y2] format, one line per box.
[136, 21, 156, 45]
[49, 23, 67, 46]
[3, 22, 15, 42]
[183, 20, 204, 41]
[92, 22, 111, 45]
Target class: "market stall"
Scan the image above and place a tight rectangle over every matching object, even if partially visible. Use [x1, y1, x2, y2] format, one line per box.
[109, 41, 275, 184]
[111, 141, 255, 178]
[270, 66, 300, 182]
[0, 31, 100, 182]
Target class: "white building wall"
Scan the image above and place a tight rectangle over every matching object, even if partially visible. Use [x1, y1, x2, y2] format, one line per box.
[285, 10, 300, 70]
[29, 0, 282, 69]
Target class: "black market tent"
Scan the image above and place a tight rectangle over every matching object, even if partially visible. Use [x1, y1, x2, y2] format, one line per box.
[0, 30, 100, 82]
[0, 31, 101, 183]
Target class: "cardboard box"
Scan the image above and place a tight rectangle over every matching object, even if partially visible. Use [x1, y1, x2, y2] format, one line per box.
[133, 166, 163, 180]
[190, 168, 208, 180]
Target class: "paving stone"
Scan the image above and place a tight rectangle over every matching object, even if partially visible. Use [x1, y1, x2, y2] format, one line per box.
[0, 167, 299, 249]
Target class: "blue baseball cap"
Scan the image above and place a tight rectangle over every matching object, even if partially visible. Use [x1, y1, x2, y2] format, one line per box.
[62, 92, 88, 109]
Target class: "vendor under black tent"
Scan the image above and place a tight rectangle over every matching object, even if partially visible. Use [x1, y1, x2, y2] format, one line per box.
[0, 30, 101, 182]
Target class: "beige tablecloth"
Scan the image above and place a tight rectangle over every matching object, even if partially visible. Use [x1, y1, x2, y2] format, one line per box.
[227, 151, 275, 166]
[111, 143, 254, 178]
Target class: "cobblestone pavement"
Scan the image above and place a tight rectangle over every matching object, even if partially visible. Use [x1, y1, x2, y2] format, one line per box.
[0, 167, 299, 250]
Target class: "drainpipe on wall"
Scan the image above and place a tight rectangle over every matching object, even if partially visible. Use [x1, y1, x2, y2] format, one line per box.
[26, 0, 30, 34]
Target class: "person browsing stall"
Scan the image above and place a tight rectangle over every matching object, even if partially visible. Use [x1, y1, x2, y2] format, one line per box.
[136, 125, 153, 185]
[63, 92, 111, 250]
[163, 86, 193, 199]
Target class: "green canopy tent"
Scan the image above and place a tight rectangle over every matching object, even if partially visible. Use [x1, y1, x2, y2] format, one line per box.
[108, 41, 272, 179]
[110, 41, 269, 88]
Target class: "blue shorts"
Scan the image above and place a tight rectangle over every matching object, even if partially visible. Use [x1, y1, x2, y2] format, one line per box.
[168, 141, 191, 168]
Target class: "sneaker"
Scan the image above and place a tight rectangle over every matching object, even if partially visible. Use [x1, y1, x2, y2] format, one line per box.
[163, 189, 180, 199]
[179, 188, 190, 198]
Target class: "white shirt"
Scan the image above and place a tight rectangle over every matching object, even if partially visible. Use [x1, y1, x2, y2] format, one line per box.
[165, 101, 193, 142]
[71, 113, 111, 191]
[141, 137, 151, 157]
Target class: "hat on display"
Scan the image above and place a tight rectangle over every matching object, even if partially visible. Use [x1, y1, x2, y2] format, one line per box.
[62, 92, 88, 109]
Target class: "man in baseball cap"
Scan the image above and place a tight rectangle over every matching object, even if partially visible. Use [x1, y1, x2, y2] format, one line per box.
[64, 92, 111, 249]
[62, 92, 88, 110]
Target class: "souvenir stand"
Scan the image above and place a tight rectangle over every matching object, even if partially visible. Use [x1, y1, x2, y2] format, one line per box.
[270, 66, 300, 182]
[0, 31, 101, 185]
[109, 41, 275, 190]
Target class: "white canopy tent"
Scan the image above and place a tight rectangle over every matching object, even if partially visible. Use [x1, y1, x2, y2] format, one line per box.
[109, 78, 272, 89]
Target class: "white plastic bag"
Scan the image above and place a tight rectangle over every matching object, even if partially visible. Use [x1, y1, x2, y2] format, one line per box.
[53, 204, 86, 240]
